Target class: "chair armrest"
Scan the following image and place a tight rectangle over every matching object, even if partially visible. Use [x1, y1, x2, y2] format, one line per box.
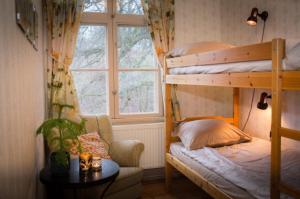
[110, 140, 144, 167]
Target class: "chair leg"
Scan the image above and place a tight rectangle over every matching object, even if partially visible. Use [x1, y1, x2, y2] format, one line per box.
[165, 162, 173, 192]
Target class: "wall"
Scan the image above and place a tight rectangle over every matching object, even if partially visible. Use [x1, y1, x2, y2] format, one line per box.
[0, 0, 45, 199]
[175, 0, 221, 46]
[219, 0, 300, 149]
[220, 0, 300, 45]
[175, 0, 233, 119]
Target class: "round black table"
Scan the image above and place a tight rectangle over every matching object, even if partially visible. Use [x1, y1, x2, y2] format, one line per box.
[40, 158, 119, 199]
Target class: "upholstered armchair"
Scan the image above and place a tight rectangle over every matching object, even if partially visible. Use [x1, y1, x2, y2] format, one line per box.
[80, 115, 145, 199]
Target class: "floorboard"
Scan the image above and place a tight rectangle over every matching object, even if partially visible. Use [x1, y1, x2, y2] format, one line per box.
[142, 176, 213, 199]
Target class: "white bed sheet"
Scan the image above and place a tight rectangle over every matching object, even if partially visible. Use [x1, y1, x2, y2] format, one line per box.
[168, 59, 300, 75]
[170, 138, 300, 199]
[169, 39, 300, 75]
[169, 60, 272, 74]
[170, 142, 255, 199]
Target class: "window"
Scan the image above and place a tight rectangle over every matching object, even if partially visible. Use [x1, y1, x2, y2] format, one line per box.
[83, 0, 107, 13]
[117, 0, 144, 15]
[71, 0, 161, 120]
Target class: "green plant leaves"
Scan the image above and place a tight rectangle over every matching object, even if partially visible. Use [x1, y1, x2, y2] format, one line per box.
[36, 118, 86, 152]
[54, 150, 70, 167]
[36, 103, 86, 166]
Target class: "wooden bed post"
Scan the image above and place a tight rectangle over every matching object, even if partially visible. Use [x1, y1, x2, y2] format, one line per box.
[233, 88, 239, 127]
[271, 38, 285, 199]
[164, 57, 174, 191]
[165, 83, 174, 191]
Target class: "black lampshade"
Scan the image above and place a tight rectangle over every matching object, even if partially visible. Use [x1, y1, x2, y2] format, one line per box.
[247, 15, 257, 26]
[246, 7, 268, 26]
[247, 8, 258, 26]
[257, 100, 268, 110]
[257, 92, 271, 110]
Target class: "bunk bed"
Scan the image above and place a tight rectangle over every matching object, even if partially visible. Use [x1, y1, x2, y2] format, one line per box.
[164, 38, 300, 199]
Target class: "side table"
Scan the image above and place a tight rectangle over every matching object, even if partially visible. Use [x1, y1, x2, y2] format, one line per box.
[40, 158, 119, 199]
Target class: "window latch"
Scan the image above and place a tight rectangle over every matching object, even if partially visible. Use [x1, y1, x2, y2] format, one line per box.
[112, 90, 117, 95]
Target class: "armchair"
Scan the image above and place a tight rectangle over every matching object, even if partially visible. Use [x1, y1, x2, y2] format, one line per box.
[110, 140, 144, 167]
[81, 115, 145, 199]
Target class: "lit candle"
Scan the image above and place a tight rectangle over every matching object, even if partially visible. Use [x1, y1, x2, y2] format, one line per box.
[92, 155, 102, 171]
[79, 152, 92, 172]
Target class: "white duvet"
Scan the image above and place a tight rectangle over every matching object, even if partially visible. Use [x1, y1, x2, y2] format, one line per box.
[181, 138, 300, 199]
[169, 39, 300, 75]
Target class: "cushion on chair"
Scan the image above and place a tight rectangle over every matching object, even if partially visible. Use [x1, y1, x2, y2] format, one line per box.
[78, 132, 111, 159]
[83, 116, 113, 151]
[69, 132, 111, 159]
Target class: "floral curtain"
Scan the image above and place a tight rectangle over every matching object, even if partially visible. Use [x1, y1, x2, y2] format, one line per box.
[142, 0, 181, 121]
[142, 0, 175, 66]
[46, 0, 83, 119]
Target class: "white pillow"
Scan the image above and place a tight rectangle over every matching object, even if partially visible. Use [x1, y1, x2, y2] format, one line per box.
[168, 41, 235, 58]
[174, 119, 251, 150]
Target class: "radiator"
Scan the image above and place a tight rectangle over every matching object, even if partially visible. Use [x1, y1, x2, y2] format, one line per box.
[112, 123, 165, 169]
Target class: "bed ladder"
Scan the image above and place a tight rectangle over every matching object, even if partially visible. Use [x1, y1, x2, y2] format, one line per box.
[271, 39, 300, 199]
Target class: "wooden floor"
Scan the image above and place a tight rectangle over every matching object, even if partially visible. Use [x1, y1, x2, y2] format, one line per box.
[142, 177, 212, 199]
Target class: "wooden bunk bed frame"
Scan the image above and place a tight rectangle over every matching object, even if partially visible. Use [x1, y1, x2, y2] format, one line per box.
[164, 38, 300, 199]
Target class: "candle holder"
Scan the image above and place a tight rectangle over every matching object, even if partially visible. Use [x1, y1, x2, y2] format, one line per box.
[79, 152, 92, 172]
[92, 155, 102, 171]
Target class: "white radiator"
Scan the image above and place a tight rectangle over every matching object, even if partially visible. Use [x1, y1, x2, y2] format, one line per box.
[112, 123, 165, 169]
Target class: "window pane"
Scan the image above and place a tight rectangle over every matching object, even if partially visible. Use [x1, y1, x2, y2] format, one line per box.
[119, 72, 157, 114]
[118, 26, 156, 69]
[72, 71, 108, 115]
[71, 25, 107, 69]
[84, 0, 107, 13]
[117, 0, 144, 15]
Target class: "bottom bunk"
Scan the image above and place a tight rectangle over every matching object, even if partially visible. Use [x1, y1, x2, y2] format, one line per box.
[167, 137, 300, 199]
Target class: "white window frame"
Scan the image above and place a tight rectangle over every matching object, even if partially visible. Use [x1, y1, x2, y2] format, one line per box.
[74, 0, 163, 121]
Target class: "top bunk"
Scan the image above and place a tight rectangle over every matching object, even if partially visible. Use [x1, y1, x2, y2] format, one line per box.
[165, 38, 300, 90]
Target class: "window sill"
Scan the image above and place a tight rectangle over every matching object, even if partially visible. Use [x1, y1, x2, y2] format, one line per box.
[111, 116, 165, 125]
[80, 114, 164, 125]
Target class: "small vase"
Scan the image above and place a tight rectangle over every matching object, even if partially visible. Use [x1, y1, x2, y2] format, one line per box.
[50, 151, 70, 177]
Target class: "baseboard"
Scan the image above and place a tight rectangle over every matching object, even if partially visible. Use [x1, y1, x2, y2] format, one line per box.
[142, 167, 182, 182]
[142, 167, 164, 181]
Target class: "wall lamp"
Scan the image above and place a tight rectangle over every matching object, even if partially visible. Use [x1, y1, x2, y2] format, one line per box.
[257, 92, 271, 110]
[247, 7, 268, 26]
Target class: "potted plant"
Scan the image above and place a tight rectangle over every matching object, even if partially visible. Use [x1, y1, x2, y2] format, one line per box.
[37, 103, 86, 176]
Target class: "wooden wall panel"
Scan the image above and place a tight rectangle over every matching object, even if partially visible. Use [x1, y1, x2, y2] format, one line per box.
[0, 0, 45, 199]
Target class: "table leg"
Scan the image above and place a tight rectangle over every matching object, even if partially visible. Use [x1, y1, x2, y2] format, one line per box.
[47, 186, 64, 199]
[100, 178, 116, 199]
[73, 188, 77, 199]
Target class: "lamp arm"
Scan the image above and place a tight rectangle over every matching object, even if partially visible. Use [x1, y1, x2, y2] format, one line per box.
[258, 11, 268, 21]
[250, 7, 258, 17]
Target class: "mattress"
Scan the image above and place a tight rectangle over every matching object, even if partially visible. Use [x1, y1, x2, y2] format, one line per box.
[170, 138, 300, 199]
[169, 39, 300, 75]
[170, 142, 255, 199]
